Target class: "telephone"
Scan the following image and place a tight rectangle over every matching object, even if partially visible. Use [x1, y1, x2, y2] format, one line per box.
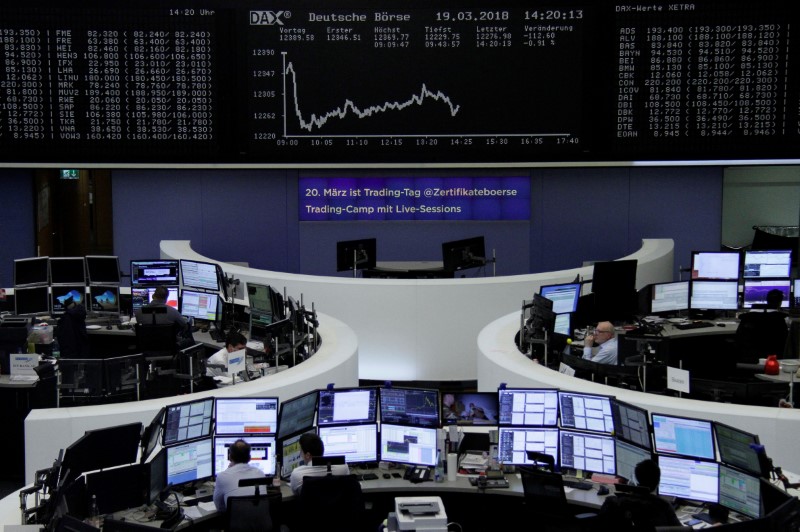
[403, 466, 431, 483]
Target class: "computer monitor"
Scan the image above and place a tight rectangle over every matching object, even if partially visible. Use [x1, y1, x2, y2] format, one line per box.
[689, 280, 739, 311]
[279, 430, 316, 480]
[657, 455, 719, 503]
[269, 286, 286, 321]
[14, 286, 50, 316]
[379, 387, 440, 428]
[49, 257, 87, 285]
[559, 429, 615, 475]
[497, 387, 559, 427]
[249, 310, 273, 342]
[441, 236, 486, 272]
[131, 286, 179, 313]
[553, 313, 572, 337]
[742, 279, 791, 309]
[50, 285, 86, 315]
[591, 260, 637, 295]
[89, 285, 120, 315]
[14, 256, 50, 286]
[179, 259, 221, 292]
[215, 397, 279, 436]
[651, 413, 715, 460]
[104, 353, 142, 396]
[719, 464, 762, 519]
[317, 387, 378, 426]
[336, 238, 377, 272]
[794, 279, 800, 309]
[691, 251, 741, 281]
[277, 390, 318, 439]
[441, 391, 499, 426]
[162, 397, 214, 447]
[85, 256, 120, 285]
[615, 439, 653, 484]
[743, 250, 792, 279]
[147, 448, 167, 504]
[165, 437, 214, 487]
[610, 399, 651, 450]
[318, 423, 378, 464]
[557, 391, 614, 434]
[713, 422, 764, 477]
[379, 423, 438, 467]
[180, 289, 222, 322]
[130, 260, 180, 287]
[649, 281, 690, 315]
[141, 407, 165, 464]
[247, 282, 273, 314]
[214, 435, 276, 477]
[539, 283, 581, 314]
[497, 427, 559, 466]
[62, 422, 143, 480]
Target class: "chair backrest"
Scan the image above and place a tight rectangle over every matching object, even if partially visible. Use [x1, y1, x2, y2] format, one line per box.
[520, 469, 570, 519]
[135, 323, 178, 357]
[227, 494, 273, 532]
[735, 312, 789, 362]
[296, 474, 365, 532]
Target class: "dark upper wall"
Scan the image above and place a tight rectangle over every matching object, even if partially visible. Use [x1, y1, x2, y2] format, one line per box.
[0, 166, 722, 287]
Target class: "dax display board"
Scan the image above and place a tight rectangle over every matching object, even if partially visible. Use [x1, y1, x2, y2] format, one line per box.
[1, 0, 799, 165]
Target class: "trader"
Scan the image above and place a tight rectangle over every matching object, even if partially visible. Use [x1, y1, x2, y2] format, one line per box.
[289, 433, 350, 496]
[134, 285, 193, 347]
[213, 439, 266, 512]
[582, 321, 618, 365]
[206, 331, 248, 379]
[600, 459, 682, 528]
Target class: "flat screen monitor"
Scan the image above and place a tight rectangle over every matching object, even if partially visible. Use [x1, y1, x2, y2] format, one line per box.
[85, 256, 120, 285]
[14, 256, 49, 286]
[742, 279, 791, 309]
[691, 251, 741, 281]
[214, 435, 276, 477]
[50, 285, 87, 315]
[441, 391, 499, 426]
[132, 286, 179, 313]
[62, 422, 143, 479]
[49, 257, 86, 285]
[85, 464, 146, 515]
[249, 311, 273, 342]
[743, 250, 792, 279]
[794, 279, 800, 309]
[165, 437, 213, 487]
[336, 238, 377, 272]
[147, 448, 167, 504]
[247, 282, 273, 313]
[657, 455, 719, 503]
[591, 260, 637, 295]
[553, 313, 571, 337]
[269, 287, 286, 321]
[689, 280, 739, 311]
[180, 289, 222, 322]
[649, 281, 690, 315]
[104, 353, 142, 396]
[379, 387, 440, 428]
[610, 399, 651, 450]
[162, 397, 214, 447]
[89, 285, 120, 315]
[497, 427, 559, 467]
[180, 259, 221, 292]
[215, 397, 279, 435]
[279, 429, 316, 480]
[317, 387, 378, 426]
[651, 413, 715, 460]
[141, 407, 166, 464]
[497, 388, 559, 427]
[441, 236, 486, 272]
[557, 391, 614, 434]
[379, 423, 438, 467]
[14, 286, 50, 316]
[539, 283, 581, 314]
[559, 429, 615, 475]
[318, 423, 378, 464]
[130, 260, 180, 287]
[278, 390, 318, 439]
[713, 422, 763, 477]
[719, 464, 762, 519]
[615, 439, 653, 484]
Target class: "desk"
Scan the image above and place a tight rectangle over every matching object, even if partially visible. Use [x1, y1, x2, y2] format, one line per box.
[755, 360, 800, 405]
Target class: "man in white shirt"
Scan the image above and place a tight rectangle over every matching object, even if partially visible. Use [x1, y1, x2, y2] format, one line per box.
[289, 433, 350, 496]
[206, 331, 247, 378]
[213, 439, 266, 512]
[582, 321, 618, 365]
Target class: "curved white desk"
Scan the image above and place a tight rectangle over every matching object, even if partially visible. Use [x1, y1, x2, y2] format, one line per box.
[161, 238, 674, 382]
[22, 313, 358, 484]
[477, 311, 800, 475]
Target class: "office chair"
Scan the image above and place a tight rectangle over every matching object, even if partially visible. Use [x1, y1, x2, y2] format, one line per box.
[296, 473, 367, 532]
[734, 311, 790, 363]
[226, 478, 286, 532]
[134, 323, 179, 360]
[520, 468, 598, 532]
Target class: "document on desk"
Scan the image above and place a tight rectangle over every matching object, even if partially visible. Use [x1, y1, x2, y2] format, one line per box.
[183, 506, 205, 520]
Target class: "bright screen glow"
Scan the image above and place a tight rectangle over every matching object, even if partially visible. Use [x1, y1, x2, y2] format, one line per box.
[651, 414, 714, 460]
[379, 423, 438, 467]
[317, 388, 377, 425]
[553, 313, 571, 336]
[214, 435, 276, 477]
[713, 422, 762, 476]
[180, 289, 222, 321]
[658, 455, 719, 503]
[163, 398, 214, 446]
[743, 250, 792, 279]
[280, 430, 315, 479]
[691, 252, 741, 281]
[557, 391, 614, 434]
[497, 427, 558, 466]
[719, 464, 761, 519]
[498, 388, 558, 426]
[50, 285, 86, 315]
[615, 440, 652, 484]
[89, 285, 120, 314]
[742, 279, 791, 309]
[689, 280, 739, 310]
[611, 400, 651, 450]
[442, 392, 499, 426]
[650, 281, 689, 314]
[131, 260, 179, 286]
[559, 429, 615, 475]
[215, 397, 278, 435]
[278, 391, 318, 439]
[166, 438, 213, 487]
[539, 283, 581, 314]
[132, 286, 179, 313]
[379, 387, 440, 428]
[180, 259, 220, 292]
[318, 424, 378, 464]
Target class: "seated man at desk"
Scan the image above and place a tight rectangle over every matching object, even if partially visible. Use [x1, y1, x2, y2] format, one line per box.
[213, 439, 267, 512]
[134, 285, 194, 348]
[600, 459, 682, 529]
[582, 321, 618, 365]
[735, 289, 790, 363]
[289, 433, 349, 496]
[206, 331, 248, 383]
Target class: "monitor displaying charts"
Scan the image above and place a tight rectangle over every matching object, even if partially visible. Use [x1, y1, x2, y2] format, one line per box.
[165, 437, 213, 487]
[539, 283, 581, 314]
[651, 413, 715, 460]
[497, 427, 559, 467]
[379, 387, 440, 428]
[713, 422, 763, 477]
[559, 429, 615, 475]
[689, 280, 739, 311]
[215, 397, 279, 436]
[214, 435, 276, 477]
[719, 464, 762, 519]
[649, 281, 689, 315]
[279, 429, 316, 480]
[742, 279, 791, 309]
[657, 455, 719, 504]
[743, 250, 792, 279]
[557, 391, 614, 434]
[162, 397, 214, 447]
[379, 423, 438, 467]
[318, 423, 378, 464]
[277, 390, 318, 439]
[497, 388, 559, 427]
[691, 251, 741, 281]
[611, 399, 651, 450]
[615, 439, 652, 484]
[317, 387, 377, 426]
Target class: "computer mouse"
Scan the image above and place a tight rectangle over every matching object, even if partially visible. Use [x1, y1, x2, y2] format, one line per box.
[597, 486, 610, 496]
[383, 473, 391, 479]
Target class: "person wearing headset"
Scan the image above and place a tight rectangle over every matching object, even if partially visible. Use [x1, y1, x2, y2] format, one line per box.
[213, 439, 266, 512]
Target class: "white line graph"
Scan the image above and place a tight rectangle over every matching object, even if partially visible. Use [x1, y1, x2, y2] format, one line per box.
[282, 52, 461, 135]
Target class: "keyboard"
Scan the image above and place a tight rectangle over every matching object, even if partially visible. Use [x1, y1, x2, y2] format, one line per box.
[563, 478, 593, 490]
[674, 321, 715, 330]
